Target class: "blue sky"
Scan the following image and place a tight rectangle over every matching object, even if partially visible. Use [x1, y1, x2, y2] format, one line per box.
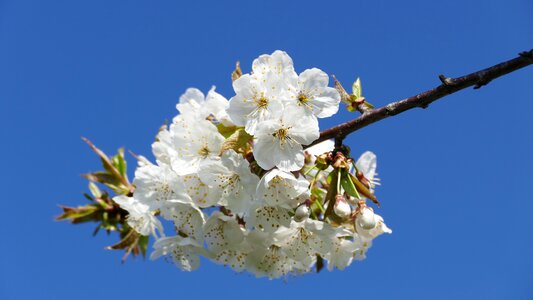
[1, 1, 532, 299]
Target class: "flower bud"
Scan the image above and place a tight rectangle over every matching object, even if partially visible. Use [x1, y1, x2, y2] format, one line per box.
[294, 204, 310, 222]
[357, 207, 377, 230]
[334, 195, 351, 219]
[315, 153, 329, 170]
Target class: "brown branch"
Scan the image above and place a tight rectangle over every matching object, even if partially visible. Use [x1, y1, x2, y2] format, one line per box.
[306, 49, 533, 148]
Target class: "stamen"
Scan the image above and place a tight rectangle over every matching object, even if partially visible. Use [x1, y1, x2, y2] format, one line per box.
[197, 145, 210, 158]
[297, 92, 309, 105]
[254, 93, 269, 109]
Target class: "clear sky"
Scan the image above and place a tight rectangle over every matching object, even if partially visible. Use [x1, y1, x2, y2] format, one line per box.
[1, 1, 532, 299]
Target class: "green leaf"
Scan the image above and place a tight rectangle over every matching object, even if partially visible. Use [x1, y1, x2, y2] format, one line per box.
[348, 173, 380, 206]
[107, 228, 139, 251]
[326, 172, 334, 185]
[82, 172, 128, 195]
[340, 170, 361, 199]
[83, 193, 94, 202]
[352, 77, 362, 99]
[112, 148, 127, 177]
[56, 205, 98, 221]
[82, 137, 130, 189]
[88, 182, 102, 198]
[220, 128, 252, 155]
[138, 235, 149, 258]
[216, 123, 239, 138]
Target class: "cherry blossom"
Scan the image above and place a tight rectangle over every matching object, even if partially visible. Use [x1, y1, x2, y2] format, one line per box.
[253, 109, 319, 172]
[112, 50, 391, 279]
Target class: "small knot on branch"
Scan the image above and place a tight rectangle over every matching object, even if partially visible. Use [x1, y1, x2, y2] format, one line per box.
[473, 71, 492, 89]
[518, 49, 533, 61]
[438, 74, 455, 86]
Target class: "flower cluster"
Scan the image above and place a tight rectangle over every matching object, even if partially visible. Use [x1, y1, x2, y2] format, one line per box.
[114, 51, 391, 279]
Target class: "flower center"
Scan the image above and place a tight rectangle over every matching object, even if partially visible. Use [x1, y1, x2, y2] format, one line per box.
[197, 145, 210, 158]
[254, 93, 269, 109]
[273, 128, 289, 142]
[297, 92, 309, 105]
[271, 175, 283, 184]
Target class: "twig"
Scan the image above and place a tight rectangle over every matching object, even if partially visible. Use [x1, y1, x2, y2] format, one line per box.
[306, 49, 533, 148]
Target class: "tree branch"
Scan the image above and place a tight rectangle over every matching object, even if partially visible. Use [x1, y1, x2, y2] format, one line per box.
[306, 49, 533, 148]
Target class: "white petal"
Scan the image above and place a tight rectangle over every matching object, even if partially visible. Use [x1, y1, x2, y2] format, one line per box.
[256, 169, 306, 208]
[305, 139, 334, 156]
[162, 202, 205, 241]
[310, 87, 340, 118]
[182, 174, 221, 207]
[250, 205, 291, 232]
[252, 50, 294, 77]
[176, 88, 206, 116]
[253, 134, 279, 171]
[150, 236, 202, 271]
[203, 211, 245, 252]
[289, 117, 320, 145]
[355, 151, 377, 181]
[299, 68, 329, 93]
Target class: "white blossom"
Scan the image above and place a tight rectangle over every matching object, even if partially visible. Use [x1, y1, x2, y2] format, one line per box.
[246, 205, 292, 233]
[272, 219, 332, 270]
[245, 230, 305, 279]
[305, 139, 335, 157]
[254, 109, 319, 172]
[255, 169, 309, 209]
[150, 236, 204, 271]
[113, 50, 392, 278]
[324, 236, 361, 271]
[175, 87, 232, 125]
[182, 174, 221, 208]
[132, 161, 190, 211]
[151, 126, 176, 167]
[113, 195, 164, 238]
[168, 118, 225, 175]
[199, 150, 259, 215]
[161, 200, 206, 241]
[285, 68, 341, 119]
[356, 211, 392, 240]
[226, 74, 285, 135]
[203, 211, 245, 252]
[294, 204, 310, 221]
[252, 50, 296, 79]
[203, 212, 251, 272]
[355, 151, 380, 189]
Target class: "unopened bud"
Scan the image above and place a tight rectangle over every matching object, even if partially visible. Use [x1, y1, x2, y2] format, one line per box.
[357, 207, 377, 230]
[294, 204, 310, 222]
[334, 195, 351, 219]
[315, 153, 329, 170]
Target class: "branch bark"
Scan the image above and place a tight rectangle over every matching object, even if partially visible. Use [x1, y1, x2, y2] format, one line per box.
[306, 49, 533, 148]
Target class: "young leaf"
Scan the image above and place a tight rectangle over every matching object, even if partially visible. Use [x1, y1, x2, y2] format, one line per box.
[216, 123, 239, 138]
[352, 77, 362, 99]
[88, 182, 102, 198]
[219, 128, 252, 155]
[112, 148, 127, 177]
[231, 61, 242, 82]
[348, 173, 380, 206]
[340, 170, 361, 199]
[82, 137, 130, 188]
